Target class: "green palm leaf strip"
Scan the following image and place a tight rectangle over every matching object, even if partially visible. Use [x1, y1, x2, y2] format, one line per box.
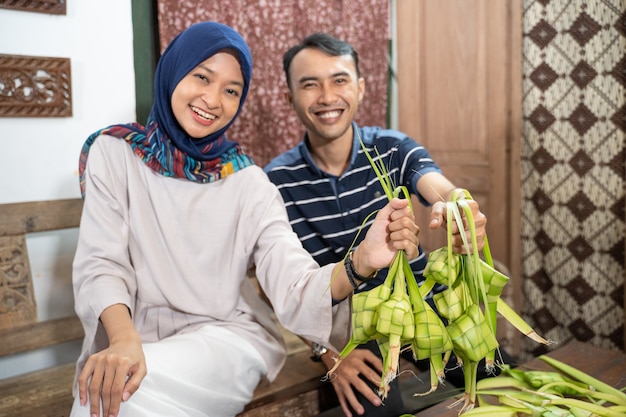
[471, 356, 626, 417]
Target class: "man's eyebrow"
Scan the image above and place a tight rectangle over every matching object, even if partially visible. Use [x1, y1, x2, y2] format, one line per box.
[297, 75, 319, 84]
[197, 64, 245, 88]
[297, 71, 351, 84]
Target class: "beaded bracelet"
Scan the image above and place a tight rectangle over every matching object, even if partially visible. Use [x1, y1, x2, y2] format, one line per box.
[344, 250, 378, 289]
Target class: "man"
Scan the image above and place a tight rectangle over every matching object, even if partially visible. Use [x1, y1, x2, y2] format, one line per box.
[264, 33, 488, 417]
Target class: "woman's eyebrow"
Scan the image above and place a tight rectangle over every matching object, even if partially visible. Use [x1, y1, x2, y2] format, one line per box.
[197, 64, 244, 88]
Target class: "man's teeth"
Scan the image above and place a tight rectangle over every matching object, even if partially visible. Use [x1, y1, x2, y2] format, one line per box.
[319, 110, 341, 119]
[192, 106, 216, 120]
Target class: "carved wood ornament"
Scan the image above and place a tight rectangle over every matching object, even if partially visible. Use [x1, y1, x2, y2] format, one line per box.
[0, 0, 66, 15]
[0, 235, 36, 329]
[0, 54, 72, 117]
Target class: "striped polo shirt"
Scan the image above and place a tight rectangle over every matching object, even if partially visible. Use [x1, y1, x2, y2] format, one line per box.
[264, 123, 443, 293]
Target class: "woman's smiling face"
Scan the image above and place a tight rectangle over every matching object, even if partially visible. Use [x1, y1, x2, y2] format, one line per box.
[171, 51, 245, 139]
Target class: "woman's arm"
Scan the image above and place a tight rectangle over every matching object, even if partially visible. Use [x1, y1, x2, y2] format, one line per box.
[329, 198, 419, 301]
[77, 303, 146, 417]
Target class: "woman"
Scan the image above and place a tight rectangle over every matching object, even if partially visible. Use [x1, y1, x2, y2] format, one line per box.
[70, 21, 419, 417]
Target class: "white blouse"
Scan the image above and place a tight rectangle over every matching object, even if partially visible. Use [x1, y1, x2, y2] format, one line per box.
[72, 135, 351, 387]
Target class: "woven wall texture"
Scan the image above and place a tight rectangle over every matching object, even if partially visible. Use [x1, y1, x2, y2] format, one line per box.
[157, 0, 390, 168]
[521, 0, 625, 359]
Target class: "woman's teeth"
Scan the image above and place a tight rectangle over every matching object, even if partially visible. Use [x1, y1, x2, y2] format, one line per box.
[191, 106, 215, 120]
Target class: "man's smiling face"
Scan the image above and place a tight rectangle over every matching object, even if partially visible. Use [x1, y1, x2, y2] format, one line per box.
[287, 47, 364, 145]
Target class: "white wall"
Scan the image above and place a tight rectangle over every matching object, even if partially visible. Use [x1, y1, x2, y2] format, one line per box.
[0, 1, 136, 378]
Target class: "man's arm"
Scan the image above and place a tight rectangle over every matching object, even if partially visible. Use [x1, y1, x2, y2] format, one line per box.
[414, 171, 457, 205]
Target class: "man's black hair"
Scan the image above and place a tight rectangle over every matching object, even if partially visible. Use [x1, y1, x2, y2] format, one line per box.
[282, 33, 360, 89]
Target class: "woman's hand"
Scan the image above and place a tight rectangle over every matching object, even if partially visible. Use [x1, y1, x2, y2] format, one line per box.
[356, 198, 420, 273]
[330, 198, 419, 302]
[78, 304, 147, 417]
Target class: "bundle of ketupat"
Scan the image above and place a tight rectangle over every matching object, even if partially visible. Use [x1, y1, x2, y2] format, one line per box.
[419, 188, 551, 413]
[327, 133, 553, 415]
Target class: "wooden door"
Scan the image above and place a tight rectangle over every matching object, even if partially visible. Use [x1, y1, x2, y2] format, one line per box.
[395, 1, 523, 353]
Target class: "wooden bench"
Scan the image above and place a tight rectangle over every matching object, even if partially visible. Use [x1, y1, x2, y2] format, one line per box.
[0, 199, 335, 417]
[0, 199, 85, 417]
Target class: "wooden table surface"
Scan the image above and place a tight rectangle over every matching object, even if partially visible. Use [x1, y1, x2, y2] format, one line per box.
[413, 340, 626, 417]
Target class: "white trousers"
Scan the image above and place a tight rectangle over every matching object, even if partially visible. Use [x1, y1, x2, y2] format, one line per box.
[69, 325, 267, 417]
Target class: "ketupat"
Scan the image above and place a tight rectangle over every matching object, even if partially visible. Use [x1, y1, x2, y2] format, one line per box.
[327, 132, 551, 411]
[419, 189, 551, 414]
[326, 133, 458, 398]
[375, 252, 415, 396]
[327, 195, 431, 399]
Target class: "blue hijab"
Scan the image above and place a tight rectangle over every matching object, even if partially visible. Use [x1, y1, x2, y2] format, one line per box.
[154, 20, 252, 160]
[79, 21, 254, 197]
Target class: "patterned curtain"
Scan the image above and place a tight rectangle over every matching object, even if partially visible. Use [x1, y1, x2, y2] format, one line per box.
[156, 0, 390, 167]
[521, 0, 625, 359]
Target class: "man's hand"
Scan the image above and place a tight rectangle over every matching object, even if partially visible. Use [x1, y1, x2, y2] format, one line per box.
[323, 349, 384, 417]
[429, 199, 487, 253]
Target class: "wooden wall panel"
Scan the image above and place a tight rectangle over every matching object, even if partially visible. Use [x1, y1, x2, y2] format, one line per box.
[396, 0, 523, 354]
[396, 0, 521, 265]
